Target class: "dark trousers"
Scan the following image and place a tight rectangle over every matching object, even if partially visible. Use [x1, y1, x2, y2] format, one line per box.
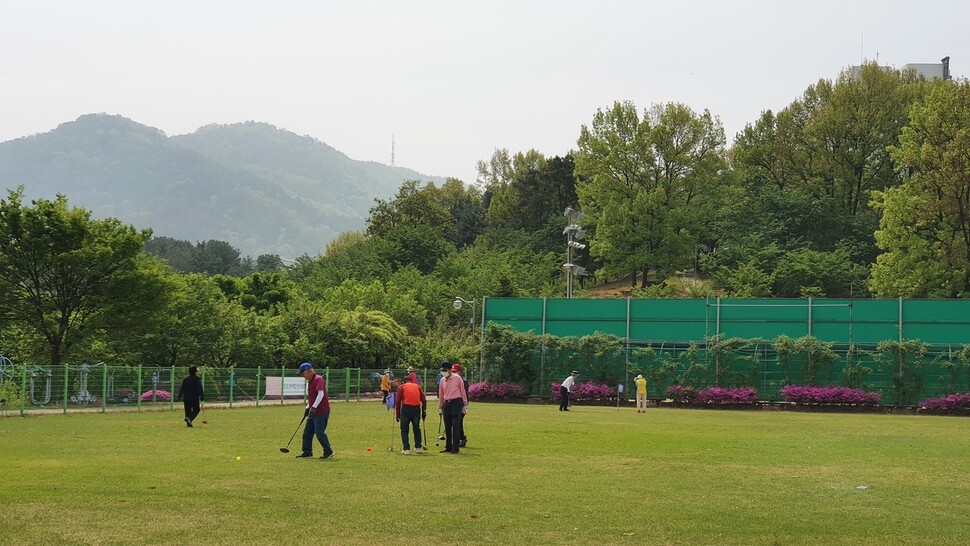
[559, 386, 570, 410]
[183, 400, 201, 422]
[399, 405, 422, 450]
[442, 399, 463, 453]
[455, 412, 466, 445]
[302, 412, 333, 456]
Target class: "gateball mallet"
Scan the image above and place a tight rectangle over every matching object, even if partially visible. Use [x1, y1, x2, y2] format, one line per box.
[435, 413, 442, 447]
[279, 414, 307, 453]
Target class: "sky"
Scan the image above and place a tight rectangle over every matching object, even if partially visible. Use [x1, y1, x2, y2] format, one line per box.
[2, 1, 968, 186]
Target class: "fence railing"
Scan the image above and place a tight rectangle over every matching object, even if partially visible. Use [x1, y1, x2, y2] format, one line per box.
[0, 364, 458, 417]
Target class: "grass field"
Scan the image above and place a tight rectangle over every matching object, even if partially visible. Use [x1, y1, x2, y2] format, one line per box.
[1, 401, 969, 545]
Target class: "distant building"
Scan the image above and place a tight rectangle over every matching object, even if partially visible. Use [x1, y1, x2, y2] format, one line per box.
[848, 56, 952, 80]
[902, 56, 951, 80]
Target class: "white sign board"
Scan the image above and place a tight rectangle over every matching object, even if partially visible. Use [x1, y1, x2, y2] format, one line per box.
[264, 377, 306, 398]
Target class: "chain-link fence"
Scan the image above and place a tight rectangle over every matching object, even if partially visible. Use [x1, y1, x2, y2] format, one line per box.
[0, 363, 462, 416]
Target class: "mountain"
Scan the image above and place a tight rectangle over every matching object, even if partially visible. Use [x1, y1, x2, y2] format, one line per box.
[0, 114, 441, 257]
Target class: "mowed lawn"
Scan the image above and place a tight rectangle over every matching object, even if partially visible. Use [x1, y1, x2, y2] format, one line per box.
[1, 401, 969, 545]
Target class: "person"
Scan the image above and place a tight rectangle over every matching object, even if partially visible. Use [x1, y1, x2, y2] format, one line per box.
[380, 369, 391, 404]
[559, 370, 579, 411]
[394, 374, 427, 454]
[451, 363, 470, 447]
[296, 362, 334, 460]
[635, 374, 648, 413]
[176, 365, 204, 427]
[437, 361, 467, 454]
[407, 366, 418, 384]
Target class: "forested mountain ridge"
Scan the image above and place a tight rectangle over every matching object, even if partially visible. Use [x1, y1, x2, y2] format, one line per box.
[0, 114, 441, 258]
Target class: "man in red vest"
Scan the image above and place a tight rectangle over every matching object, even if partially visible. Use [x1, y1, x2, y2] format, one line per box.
[395, 374, 427, 454]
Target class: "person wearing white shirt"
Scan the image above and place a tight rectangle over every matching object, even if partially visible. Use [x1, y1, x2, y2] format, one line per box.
[559, 370, 579, 411]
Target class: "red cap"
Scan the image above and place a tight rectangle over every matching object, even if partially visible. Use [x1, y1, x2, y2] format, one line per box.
[451, 363, 462, 373]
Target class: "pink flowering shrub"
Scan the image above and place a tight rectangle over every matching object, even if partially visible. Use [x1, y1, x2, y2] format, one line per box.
[918, 393, 970, 415]
[549, 381, 616, 402]
[140, 389, 172, 402]
[666, 385, 698, 404]
[696, 386, 759, 405]
[781, 385, 881, 405]
[469, 382, 526, 401]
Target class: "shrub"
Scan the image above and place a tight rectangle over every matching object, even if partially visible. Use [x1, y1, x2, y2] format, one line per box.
[780, 385, 881, 405]
[918, 393, 970, 415]
[0, 381, 23, 408]
[140, 389, 172, 402]
[665, 385, 698, 404]
[114, 389, 135, 402]
[549, 381, 615, 402]
[468, 382, 526, 401]
[697, 386, 760, 405]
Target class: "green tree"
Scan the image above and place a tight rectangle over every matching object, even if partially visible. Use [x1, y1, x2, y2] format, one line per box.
[575, 101, 727, 286]
[0, 189, 159, 365]
[872, 79, 970, 297]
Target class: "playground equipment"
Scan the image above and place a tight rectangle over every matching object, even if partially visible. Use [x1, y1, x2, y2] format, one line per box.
[29, 367, 52, 405]
[69, 363, 101, 404]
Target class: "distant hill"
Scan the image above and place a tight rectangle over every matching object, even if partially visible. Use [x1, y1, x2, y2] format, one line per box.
[0, 114, 442, 257]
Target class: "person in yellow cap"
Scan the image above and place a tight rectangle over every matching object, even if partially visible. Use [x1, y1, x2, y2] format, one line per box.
[635, 374, 648, 413]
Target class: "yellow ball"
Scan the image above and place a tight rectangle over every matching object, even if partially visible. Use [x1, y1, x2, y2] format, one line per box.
[235, 456, 241, 461]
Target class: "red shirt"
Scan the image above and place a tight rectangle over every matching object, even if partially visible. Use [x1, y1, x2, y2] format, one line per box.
[307, 374, 330, 415]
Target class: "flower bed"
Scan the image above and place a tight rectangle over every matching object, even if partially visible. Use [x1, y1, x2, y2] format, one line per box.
[665, 385, 698, 404]
[780, 385, 881, 406]
[549, 381, 616, 403]
[697, 386, 759, 405]
[469, 382, 526, 402]
[664, 385, 759, 408]
[140, 389, 172, 402]
[918, 393, 970, 416]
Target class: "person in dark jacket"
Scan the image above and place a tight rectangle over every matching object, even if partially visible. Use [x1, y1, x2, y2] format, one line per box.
[176, 365, 205, 427]
[451, 363, 470, 447]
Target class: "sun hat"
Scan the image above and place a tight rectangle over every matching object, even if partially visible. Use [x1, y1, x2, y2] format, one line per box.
[571, 370, 579, 375]
[636, 374, 643, 379]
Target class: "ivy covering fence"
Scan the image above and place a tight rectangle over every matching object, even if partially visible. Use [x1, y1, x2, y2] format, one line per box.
[477, 296, 970, 406]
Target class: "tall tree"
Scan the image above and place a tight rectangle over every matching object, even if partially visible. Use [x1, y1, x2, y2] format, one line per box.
[575, 101, 727, 286]
[0, 188, 160, 365]
[872, 80, 970, 297]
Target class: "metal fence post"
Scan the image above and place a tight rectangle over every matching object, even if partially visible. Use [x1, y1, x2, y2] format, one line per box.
[102, 364, 108, 413]
[63, 364, 69, 414]
[137, 365, 142, 411]
[20, 363, 27, 416]
[256, 366, 262, 407]
[170, 366, 175, 411]
[229, 367, 235, 408]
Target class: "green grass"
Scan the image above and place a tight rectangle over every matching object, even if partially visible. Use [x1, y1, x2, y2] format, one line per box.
[1, 402, 969, 545]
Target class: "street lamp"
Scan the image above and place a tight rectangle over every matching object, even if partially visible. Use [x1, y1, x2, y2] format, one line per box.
[453, 296, 476, 329]
[563, 207, 586, 298]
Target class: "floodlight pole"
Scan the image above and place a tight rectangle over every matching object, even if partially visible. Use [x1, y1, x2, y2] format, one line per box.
[453, 296, 476, 329]
[563, 207, 585, 299]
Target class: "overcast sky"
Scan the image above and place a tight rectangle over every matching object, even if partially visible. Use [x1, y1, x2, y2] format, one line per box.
[2, 1, 967, 185]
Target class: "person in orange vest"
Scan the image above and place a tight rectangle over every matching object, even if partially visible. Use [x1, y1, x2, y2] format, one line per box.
[380, 369, 391, 404]
[394, 374, 427, 454]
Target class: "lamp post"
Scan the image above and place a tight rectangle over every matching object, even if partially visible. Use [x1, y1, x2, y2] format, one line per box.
[453, 296, 476, 329]
[563, 207, 586, 298]
[454, 296, 481, 381]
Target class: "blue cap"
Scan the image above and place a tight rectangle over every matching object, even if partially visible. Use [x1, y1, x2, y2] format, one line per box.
[299, 363, 313, 373]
